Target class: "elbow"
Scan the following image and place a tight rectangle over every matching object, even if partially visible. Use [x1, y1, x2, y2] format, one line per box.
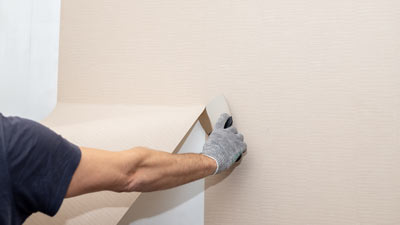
[125, 173, 143, 192]
[126, 170, 159, 192]
[121, 146, 162, 192]
[120, 147, 148, 192]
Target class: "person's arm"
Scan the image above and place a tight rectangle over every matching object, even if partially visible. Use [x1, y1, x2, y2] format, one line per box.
[124, 148, 217, 192]
[65, 147, 216, 197]
[66, 113, 246, 198]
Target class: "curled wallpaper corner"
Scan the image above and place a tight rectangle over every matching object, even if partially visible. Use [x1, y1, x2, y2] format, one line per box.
[25, 102, 205, 225]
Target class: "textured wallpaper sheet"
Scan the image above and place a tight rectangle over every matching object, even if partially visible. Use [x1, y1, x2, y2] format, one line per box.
[28, 0, 400, 224]
[24, 103, 205, 224]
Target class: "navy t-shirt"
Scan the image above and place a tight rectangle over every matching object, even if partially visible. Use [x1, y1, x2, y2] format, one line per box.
[0, 113, 81, 225]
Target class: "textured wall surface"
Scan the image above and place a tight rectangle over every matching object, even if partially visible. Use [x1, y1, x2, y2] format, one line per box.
[57, 0, 400, 224]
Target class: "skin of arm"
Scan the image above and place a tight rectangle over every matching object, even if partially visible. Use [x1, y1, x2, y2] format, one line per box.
[65, 146, 217, 198]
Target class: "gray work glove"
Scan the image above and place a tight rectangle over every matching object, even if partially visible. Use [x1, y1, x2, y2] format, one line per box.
[201, 113, 247, 174]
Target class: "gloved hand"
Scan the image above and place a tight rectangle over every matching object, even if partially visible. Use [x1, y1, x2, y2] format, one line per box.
[201, 113, 247, 174]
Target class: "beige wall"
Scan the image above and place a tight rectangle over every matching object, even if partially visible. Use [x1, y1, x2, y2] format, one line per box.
[58, 0, 400, 224]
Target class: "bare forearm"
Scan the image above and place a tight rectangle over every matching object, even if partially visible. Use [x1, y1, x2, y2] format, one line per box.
[66, 146, 216, 198]
[66, 113, 245, 198]
[125, 147, 216, 192]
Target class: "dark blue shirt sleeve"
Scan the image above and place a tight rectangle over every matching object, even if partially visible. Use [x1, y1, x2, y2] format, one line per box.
[1, 114, 81, 223]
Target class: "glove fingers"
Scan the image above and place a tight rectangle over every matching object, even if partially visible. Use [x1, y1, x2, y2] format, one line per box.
[227, 126, 238, 134]
[237, 133, 244, 141]
[214, 113, 231, 129]
[241, 142, 247, 153]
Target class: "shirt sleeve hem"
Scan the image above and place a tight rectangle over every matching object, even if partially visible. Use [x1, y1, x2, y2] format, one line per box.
[46, 139, 82, 217]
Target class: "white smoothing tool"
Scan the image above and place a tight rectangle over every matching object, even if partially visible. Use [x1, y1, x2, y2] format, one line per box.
[202, 94, 243, 162]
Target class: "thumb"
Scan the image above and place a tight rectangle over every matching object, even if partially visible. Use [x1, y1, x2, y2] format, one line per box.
[214, 113, 231, 129]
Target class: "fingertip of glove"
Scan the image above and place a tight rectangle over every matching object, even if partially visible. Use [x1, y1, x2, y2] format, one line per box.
[215, 113, 231, 129]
